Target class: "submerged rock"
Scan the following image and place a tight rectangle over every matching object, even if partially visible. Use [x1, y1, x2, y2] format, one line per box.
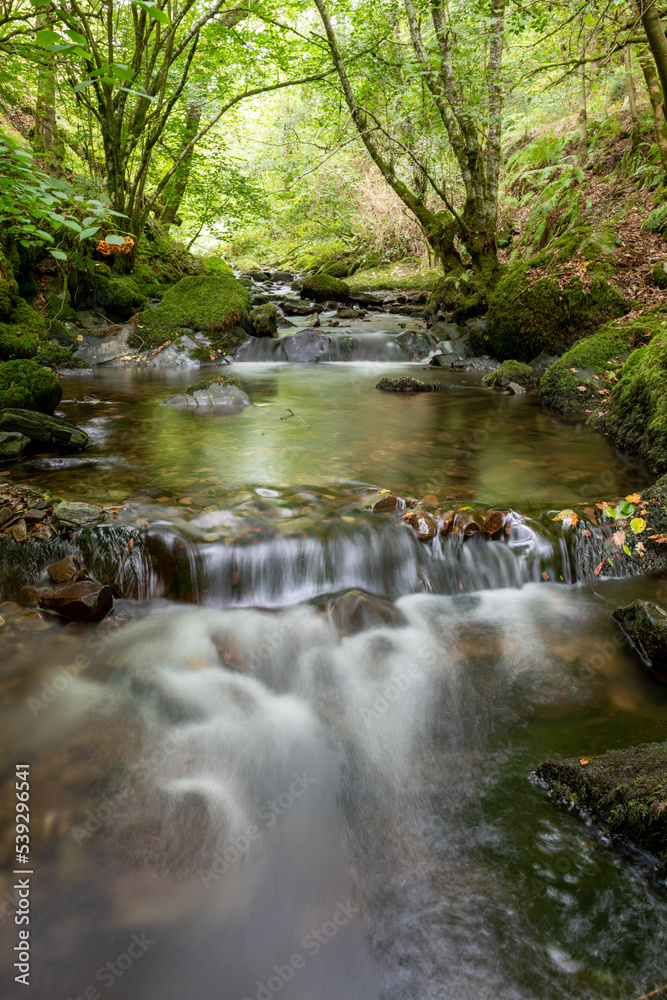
[0, 431, 30, 459]
[320, 590, 408, 636]
[534, 743, 667, 870]
[376, 377, 451, 392]
[39, 580, 113, 622]
[163, 375, 251, 409]
[613, 600, 667, 682]
[0, 409, 88, 450]
[53, 501, 105, 527]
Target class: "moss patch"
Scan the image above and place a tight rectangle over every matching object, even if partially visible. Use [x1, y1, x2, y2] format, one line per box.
[482, 360, 536, 389]
[0, 249, 19, 322]
[301, 273, 349, 303]
[651, 261, 667, 290]
[538, 317, 650, 414]
[487, 262, 629, 362]
[129, 273, 251, 350]
[346, 260, 441, 293]
[0, 359, 62, 413]
[186, 374, 244, 394]
[534, 742, 667, 869]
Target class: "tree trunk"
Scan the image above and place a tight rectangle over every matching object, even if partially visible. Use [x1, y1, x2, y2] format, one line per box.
[638, 48, 667, 172]
[160, 99, 203, 228]
[578, 49, 588, 166]
[33, 15, 64, 171]
[625, 44, 641, 153]
[635, 0, 667, 112]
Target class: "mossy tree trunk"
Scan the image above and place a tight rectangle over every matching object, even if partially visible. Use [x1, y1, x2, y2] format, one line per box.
[577, 41, 588, 167]
[33, 13, 64, 173]
[634, 0, 667, 115]
[160, 98, 203, 229]
[313, 0, 505, 287]
[638, 48, 667, 174]
[624, 45, 641, 153]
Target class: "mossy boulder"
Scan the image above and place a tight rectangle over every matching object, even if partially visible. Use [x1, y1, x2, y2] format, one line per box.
[427, 275, 489, 325]
[129, 272, 250, 351]
[538, 318, 645, 414]
[487, 262, 629, 362]
[300, 273, 349, 303]
[320, 260, 350, 278]
[186, 374, 244, 394]
[0, 249, 19, 321]
[613, 600, 667, 680]
[651, 261, 667, 290]
[249, 302, 277, 338]
[534, 743, 667, 870]
[0, 300, 49, 361]
[482, 360, 536, 390]
[95, 274, 146, 321]
[35, 342, 88, 370]
[603, 324, 667, 470]
[0, 359, 62, 413]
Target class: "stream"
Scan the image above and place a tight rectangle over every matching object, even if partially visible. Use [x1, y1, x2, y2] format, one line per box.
[0, 282, 666, 1000]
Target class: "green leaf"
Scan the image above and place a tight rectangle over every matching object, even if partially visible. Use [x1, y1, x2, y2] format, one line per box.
[60, 218, 82, 232]
[111, 63, 134, 82]
[65, 29, 87, 44]
[145, 4, 169, 23]
[630, 517, 647, 534]
[623, 544, 631, 556]
[36, 28, 61, 46]
[615, 501, 635, 518]
[73, 80, 94, 92]
[104, 234, 127, 245]
[78, 226, 100, 239]
[50, 249, 67, 260]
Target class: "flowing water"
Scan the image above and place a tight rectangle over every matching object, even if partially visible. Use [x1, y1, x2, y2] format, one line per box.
[0, 298, 666, 1000]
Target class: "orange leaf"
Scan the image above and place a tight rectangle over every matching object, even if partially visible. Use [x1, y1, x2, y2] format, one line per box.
[648, 534, 667, 543]
[594, 559, 606, 576]
[579, 757, 590, 766]
[625, 493, 642, 503]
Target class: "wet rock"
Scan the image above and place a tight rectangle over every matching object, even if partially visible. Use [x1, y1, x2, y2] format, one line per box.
[18, 585, 41, 605]
[163, 374, 251, 409]
[47, 554, 79, 583]
[402, 510, 438, 541]
[320, 590, 408, 636]
[242, 269, 270, 283]
[248, 302, 278, 338]
[280, 298, 324, 317]
[0, 431, 30, 459]
[11, 519, 27, 542]
[364, 491, 405, 511]
[376, 377, 450, 392]
[24, 509, 47, 523]
[613, 600, 667, 682]
[272, 270, 293, 283]
[300, 273, 349, 304]
[478, 510, 505, 537]
[0, 409, 88, 451]
[75, 326, 133, 365]
[336, 307, 362, 320]
[394, 331, 439, 359]
[534, 742, 667, 869]
[39, 581, 113, 622]
[349, 293, 383, 307]
[307, 312, 321, 328]
[507, 382, 526, 395]
[53, 501, 106, 527]
[483, 360, 536, 390]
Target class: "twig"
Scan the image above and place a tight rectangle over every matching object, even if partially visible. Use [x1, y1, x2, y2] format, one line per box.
[628, 986, 667, 1000]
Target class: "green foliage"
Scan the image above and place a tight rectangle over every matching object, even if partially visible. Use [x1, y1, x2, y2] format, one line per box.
[0, 359, 62, 412]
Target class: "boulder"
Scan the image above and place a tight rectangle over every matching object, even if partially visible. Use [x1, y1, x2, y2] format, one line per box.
[39, 581, 113, 622]
[248, 303, 278, 338]
[300, 274, 349, 304]
[280, 298, 324, 317]
[612, 600, 667, 682]
[53, 501, 105, 527]
[272, 271, 293, 283]
[0, 409, 88, 450]
[319, 590, 408, 636]
[18, 585, 40, 605]
[534, 743, 667, 869]
[47, 554, 79, 583]
[376, 377, 450, 392]
[507, 382, 526, 395]
[402, 510, 438, 541]
[163, 375, 251, 409]
[0, 431, 30, 459]
[482, 359, 536, 390]
[0, 359, 62, 413]
[364, 491, 405, 511]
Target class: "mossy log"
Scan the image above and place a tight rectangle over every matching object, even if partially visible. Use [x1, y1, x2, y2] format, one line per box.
[0, 408, 88, 449]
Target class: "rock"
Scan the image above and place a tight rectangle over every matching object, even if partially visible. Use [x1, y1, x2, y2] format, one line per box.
[336, 307, 362, 320]
[478, 510, 505, 537]
[53, 501, 105, 527]
[11, 519, 27, 542]
[402, 510, 438, 541]
[163, 375, 251, 409]
[376, 377, 450, 392]
[248, 303, 278, 338]
[280, 298, 324, 317]
[24, 508, 48, 522]
[507, 382, 526, 395]
[39, 581, 113, 622]
[47, 554, 79, 583]
[613, 600, 667, 682]
[0, 359, 63, 413]
[539, 321, 636, 415]
[75, 326, 133, 365]
[319, 590, 408, 636]
[244, 269, 269, 283]
[272, 271, 293, 283]
[393, 331, 440, 360]
[533, 742, 667, 869]
[300, 274, 349, 304]
[0, 409, 88, 450]
[364, 491, 405, 511]
[0, 431, 30, 459]
[482, 359, 536, 390]
[18, 585, 41, 605]
[307, 313, 321, 328]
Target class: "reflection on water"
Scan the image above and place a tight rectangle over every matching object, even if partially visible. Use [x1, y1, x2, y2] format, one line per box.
[2, 362, 651, 512]
[0, 585, 665, 1000]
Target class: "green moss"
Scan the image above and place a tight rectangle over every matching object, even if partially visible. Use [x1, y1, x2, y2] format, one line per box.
[186, 374, 244, 393]
[0, 359, 62, 413]
[128, 273, 250, 350]
[487, 261, 629, 361]
[35, 342, 88, 370]
[249, 302, 277, 338]
[95, 275, 146, 321]
[482, 360, 536, 389]
[0, 301, 48, 360]
[652, 261, 667, 290]
[0, 249, 19, 321]
[346, 260, 441, 293]
[300, 273, 350, 303]
[539, 318, 645, 413]
[604, 323, 667, 470]
[534, 742, 667, 869]
[320, 260, 350, 278]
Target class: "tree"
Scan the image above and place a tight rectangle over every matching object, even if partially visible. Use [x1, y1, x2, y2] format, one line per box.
[312, 0, 506, 290]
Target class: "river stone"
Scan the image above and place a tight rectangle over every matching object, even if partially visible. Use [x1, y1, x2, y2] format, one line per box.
[613, 600, 667, 682]
[11, 519, 27, 543]
[76, 326, 133, 365]
[272, 271, 293, 282]
[280, 298, 324, 317]
[534, 743, 667, 869]
[320, 590, 408, 636]
[163, 384, 251, 408]
[394, 331, 439, 359]
[39, 580, 113, 622]
[47, 554, 79, 583]
[53, 501, 105, 527]
[0, 431, 30, 458]
[402, 510, 438, 541]
[18, 585, 40, 605]
[0, 409, 88, 450]
[507, 382, 526, 395]
[376, 377, 450, 392]
[364, 491, 405, 511]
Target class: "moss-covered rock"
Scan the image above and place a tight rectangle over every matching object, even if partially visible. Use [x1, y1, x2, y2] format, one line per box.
[300, 273, 349, 303]
[376, 377, 451, 392]
[613, 600, 667, 680]
[0, 249, 19, 321]
[538, 318, 647, 414]
[0, 359, 62, 413]
[95, 274, 146, 321]
[320, 260, 350, 278]
[35, 342, 88, 370]
[487, 262, 629, 362]
[129, 273, 250, 351]
[651, 261, 667, 290]
[249, 302, 277, 338]
[0, 300, 49, 361]
[482, 360, 536, 389]
[186, 374, 244, 394]
[603, 324, 667, 470]
[534, 743, 667, 869]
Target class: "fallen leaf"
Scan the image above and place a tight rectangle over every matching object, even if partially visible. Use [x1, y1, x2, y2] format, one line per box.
[156, 496, 171, 502]
[594, 559, 606, 576]
[552, 509, 579, 525]
[636, 541, 646, 557]
[579, 757, 590, 766]
[542, 571, 549, 581]
[612, 530, 626, 547]
[582, 528, 592, 536]
[630, 517, 647, 534]
[179, 497, 193, 505]
[625, 493, 642, 503]
[648, 534, 667, 543]
[578, 385, 587, 392]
